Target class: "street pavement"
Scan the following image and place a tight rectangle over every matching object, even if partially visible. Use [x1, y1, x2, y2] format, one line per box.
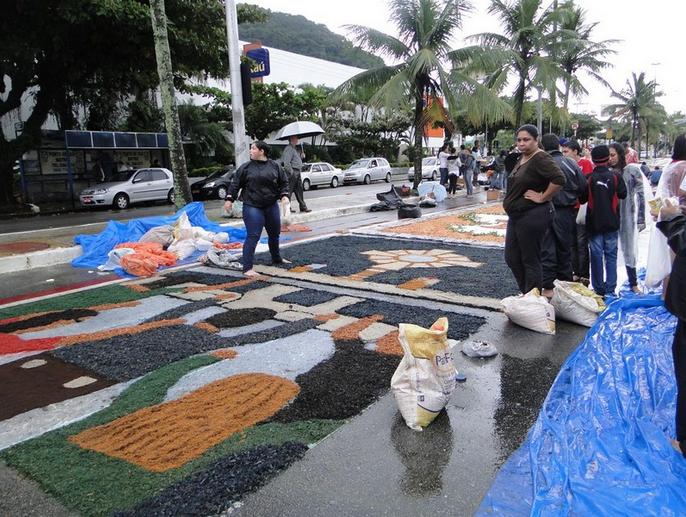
[0, 186, 591, 516]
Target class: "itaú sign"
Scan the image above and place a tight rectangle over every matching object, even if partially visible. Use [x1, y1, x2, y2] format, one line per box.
[246, 48, 270, 78]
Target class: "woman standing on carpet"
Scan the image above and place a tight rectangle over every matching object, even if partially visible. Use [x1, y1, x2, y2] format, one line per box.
[224, 141, 290, 277]
[609, 143, 646, 293]
[503, 125, 565, 295]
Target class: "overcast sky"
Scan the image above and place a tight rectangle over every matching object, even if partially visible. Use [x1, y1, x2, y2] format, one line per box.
[245, 0, 683, 117]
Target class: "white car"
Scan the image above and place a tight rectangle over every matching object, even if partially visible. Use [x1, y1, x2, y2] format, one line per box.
[79, 168, 175, 209]
[300, 162, 343, 190]
[343, 157, 392, 184]
[407, 157, 440, 181]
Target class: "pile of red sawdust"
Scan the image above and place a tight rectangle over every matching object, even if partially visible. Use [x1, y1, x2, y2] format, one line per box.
[70, 373, 300, 472]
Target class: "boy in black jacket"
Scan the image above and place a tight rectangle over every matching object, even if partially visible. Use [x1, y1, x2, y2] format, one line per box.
[580, 145, 627, 296]
[657, 200, 686, 458]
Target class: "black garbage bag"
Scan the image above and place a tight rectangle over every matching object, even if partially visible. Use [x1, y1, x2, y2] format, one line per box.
[376, 185, 404, 208]
[398, 204, 422, 219]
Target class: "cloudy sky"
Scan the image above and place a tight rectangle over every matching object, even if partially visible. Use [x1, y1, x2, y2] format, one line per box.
[245, 0, 683, 117]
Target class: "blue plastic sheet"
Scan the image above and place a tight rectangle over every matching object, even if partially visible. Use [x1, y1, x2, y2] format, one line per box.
[478, 296, 686, 515]
[71, 202, 246, 269]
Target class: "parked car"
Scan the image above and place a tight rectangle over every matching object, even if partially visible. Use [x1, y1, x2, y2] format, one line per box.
[79, 168, 174, 209]
[191, 167, 235, 200]
[407, 157, 439, 181]
[343, 157, 392, 185]
[300, 162, 343, 190]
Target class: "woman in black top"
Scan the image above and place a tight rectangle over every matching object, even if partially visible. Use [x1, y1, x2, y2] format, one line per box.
[503, 125, 565, 295]
[224, 141, 290, 276]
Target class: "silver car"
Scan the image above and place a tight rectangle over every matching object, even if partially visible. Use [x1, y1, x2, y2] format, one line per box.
[407, 157, 440, 181]
[343, 157, 392, 185]
[79, 168, 175, 209]
[301, 162, 344, 190]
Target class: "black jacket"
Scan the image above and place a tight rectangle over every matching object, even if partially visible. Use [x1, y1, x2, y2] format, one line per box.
[580, 166, 627, 234]
[658, 214, 686, 321]
[227, 159, 289, 208]
[548, 150, 587, 207]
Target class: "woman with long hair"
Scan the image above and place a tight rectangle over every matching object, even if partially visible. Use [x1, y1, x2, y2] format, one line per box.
[503, 125, 565, 294]
[658, 134, 686, 204]
[609, 142, 645, 293]
[224, 141, 290, 277]
[437, 142, 451, 187]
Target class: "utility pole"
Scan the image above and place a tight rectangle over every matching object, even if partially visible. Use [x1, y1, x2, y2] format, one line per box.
[225, 0, 249, 166]
[536, 87, 543, 138]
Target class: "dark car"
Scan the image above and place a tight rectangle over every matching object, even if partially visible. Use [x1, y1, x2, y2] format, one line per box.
[191, 167, 235, 200]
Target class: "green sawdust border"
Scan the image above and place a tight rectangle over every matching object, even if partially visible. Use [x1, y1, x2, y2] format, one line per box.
[1, 354, 343, 516]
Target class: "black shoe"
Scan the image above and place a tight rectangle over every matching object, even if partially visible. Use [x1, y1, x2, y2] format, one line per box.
[271, 258, 292, 266]
[301, 208, 312, 213]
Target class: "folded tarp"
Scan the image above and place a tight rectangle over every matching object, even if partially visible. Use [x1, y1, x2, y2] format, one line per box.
[478, 296, 686, 515]
[72, 202, 246, 269]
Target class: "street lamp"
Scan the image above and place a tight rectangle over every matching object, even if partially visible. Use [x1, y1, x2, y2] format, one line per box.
[650, 62, 661, 158]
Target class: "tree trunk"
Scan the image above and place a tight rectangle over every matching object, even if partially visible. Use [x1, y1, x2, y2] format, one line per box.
[149, 0, 191, 208]
[561, 80, 571, 137]
[413, 93, 424, 190]
[514, 72, 527, 129]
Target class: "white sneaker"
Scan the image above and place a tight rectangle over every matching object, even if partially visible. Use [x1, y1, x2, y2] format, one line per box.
[462, 340, 497, 358]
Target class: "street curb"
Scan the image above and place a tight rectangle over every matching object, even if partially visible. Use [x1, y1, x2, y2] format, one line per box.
[0, 246, 84, 274]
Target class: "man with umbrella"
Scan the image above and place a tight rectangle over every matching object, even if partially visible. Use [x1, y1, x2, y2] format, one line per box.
[282, 135, 311, 213]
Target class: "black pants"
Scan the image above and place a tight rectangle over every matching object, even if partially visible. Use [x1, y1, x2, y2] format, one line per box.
[541, 205, 575, 289]
[626, 266, 638, 287]
[674, 320, 686, 453]
[505, 203, 554, 293]
[448, 173, 458, 194]
[575, 223, 590, 279]
[288, 170, 308, 211]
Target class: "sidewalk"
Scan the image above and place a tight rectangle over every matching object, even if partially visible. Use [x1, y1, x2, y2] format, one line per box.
[0, 187, 491, 274]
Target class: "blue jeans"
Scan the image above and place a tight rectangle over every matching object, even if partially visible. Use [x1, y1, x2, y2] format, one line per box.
[464, 168, 474, 195]
[242, 202, 282, 271]
[589, 231, 619, 295]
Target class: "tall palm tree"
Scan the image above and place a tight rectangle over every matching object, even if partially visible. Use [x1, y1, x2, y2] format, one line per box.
[333, 0, 510, 189]
[464, 0, 569, 129]
[554, 1, 617, 136]
[603, 72, 664, 155]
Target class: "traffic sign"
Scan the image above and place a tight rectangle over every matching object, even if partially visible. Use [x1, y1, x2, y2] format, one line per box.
[571, 122, 579, 130]
[246, 48, 270, 78]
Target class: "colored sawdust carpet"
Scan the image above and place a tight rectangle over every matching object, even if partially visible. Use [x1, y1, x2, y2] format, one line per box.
[0, 266, 486, 515]
[263, 235, 518, 300]
[381, 203, 507, 245]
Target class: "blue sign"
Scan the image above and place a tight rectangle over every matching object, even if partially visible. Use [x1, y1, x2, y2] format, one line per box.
[246, 48, 270, 78]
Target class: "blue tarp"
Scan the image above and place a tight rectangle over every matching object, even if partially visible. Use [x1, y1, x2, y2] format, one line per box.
[71, 202, 247, 270]
[478, 296, 686, 515]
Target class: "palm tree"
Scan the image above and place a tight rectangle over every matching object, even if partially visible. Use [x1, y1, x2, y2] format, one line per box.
[603, 72, 664, 155]
[464, 0, 570, 129]
[149, 0, 191, 207]
[554, 1, 617, 136]
[333, 0, 510, 189]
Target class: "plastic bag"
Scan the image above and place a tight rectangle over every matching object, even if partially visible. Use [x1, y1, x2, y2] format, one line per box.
[139, 225, 174, 247]
[98, 247, 135, 271]
[223, 200, 243, 218]
[391, 317, 456, 431]
[168, 239, 197, 260]
[120, 254, 158, 277]
[280, 199, 292, 226]
[202, 248, 243, 270]
[576, 203, 587, 225]
[172, 212, 194, 241]
[550, 280, 605, 327]
[501, 289, 556, 334]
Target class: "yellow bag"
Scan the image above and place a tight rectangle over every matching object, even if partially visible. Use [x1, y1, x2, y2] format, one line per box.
[391, 317, 456, 431]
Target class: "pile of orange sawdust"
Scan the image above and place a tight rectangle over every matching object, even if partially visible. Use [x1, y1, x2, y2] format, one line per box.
[69, 373, 299, 472]
[376, 330, 403, 356]
[384, 203, 506, 244]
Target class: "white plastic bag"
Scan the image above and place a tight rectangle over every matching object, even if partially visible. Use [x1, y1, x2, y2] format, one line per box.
[550, 280, 605, 327]
[391, 317, 456, 431]
[645, 225, 672, 287]
[501, 289, 556, 334]
[139, 225, 174, 247]
[280, 199, 292, 226]
[576, 203, 587, 225]
[98, 248, 135, 271]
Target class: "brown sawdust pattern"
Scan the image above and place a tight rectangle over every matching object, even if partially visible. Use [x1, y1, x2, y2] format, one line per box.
[331, 315, 384, 341]
[194, 322, 220, 334]
[184, 277, 258, 293]
[69, 373, 299, 472]
[210, 348, 238, 360]
[398, 278, 432, 291]
[126, 284, 150, 293]
[376, 330, 403, 356]
[54, 319, 184, 347]
[385, 203, 506, 243]
[314, 313, 339, 322]
[89, 301, 141, 311]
